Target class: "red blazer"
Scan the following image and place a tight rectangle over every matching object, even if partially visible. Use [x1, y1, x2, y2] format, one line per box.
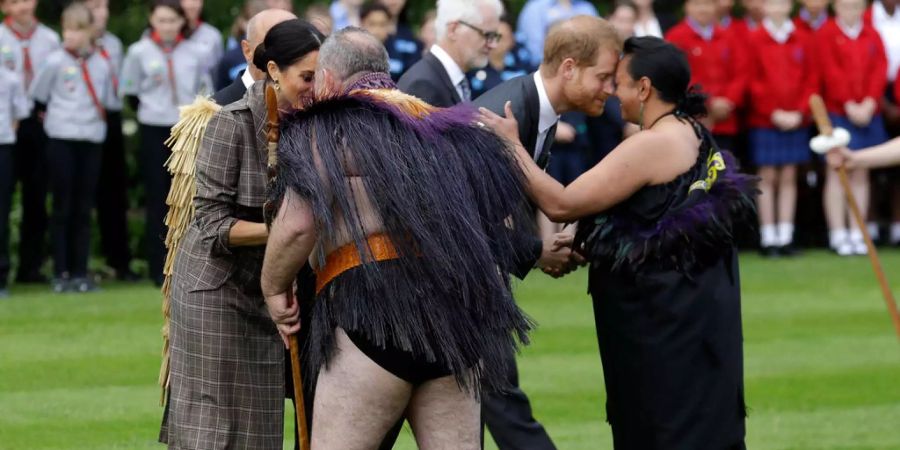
[793, 13, 829, 35]
[665, 20, 749, 135]
[817, 19, 887, 114]
[747, 27, 820, 128]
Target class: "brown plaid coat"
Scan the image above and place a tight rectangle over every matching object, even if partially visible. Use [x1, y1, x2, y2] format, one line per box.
[160, 81, 284, 449]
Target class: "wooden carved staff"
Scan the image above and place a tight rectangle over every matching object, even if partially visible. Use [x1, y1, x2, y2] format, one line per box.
[809, 94, 900, 343]
[265, 84, 310, 450]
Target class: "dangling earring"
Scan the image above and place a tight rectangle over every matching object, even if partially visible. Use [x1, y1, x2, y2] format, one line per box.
[638, 101, 645, 130]
[273, 79, 281, 91]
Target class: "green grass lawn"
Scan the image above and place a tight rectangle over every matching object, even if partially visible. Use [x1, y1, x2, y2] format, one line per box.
[2, 250, 900, 449]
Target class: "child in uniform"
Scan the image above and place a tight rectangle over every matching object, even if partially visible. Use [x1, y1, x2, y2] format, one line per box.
[30, 2, 115, 292]
[666, 0, 748, 153]
[180, 0, 223, 73]
[747, 0, 819, 256]
[121, 0, 210, 286]
[0, 54, 28, 297]
[819, 0, 888, 255]
[78, 0, 137, 281]
[0, 0, 60, 283]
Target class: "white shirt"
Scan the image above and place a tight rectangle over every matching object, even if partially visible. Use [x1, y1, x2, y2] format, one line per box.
[634, 17, 663, 38]
[241, 68, 255, 89]
[533, 71, 560, 163]
[430, 44, 467, 100]
[872, 0, 900, 81]
[837, 20, 863, 40]
[763, 18, 795, 44]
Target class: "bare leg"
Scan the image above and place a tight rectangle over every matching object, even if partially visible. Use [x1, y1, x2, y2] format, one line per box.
[407, 373, 481, 450]
[757, 166, 776, 227]
[849, 168, 870, 230]
[776, 165, 797, 226]
[824, 167, 847, 232]
[311, 328, 412, 450]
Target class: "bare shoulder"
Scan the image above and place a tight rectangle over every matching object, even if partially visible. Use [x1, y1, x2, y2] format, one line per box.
[609, 121, 699, 182]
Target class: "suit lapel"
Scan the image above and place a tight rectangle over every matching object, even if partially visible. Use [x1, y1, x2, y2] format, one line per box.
[522, 75, 541, 158]
[424, 52, 462, 104]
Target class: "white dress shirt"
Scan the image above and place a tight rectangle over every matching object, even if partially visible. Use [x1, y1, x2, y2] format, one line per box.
[872, 0, 900, 81]
[533, 71, 560, 162]
[430, 44, 467, 100]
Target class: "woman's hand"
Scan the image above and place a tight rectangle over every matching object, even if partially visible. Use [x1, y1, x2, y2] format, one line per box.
[826, 147, 855, 169]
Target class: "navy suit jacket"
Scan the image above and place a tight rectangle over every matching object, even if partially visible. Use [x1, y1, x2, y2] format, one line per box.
[475, 74, 559, 279]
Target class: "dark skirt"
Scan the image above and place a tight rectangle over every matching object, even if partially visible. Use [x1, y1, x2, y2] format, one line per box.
[830, 114, 888, 150]
[749, 127, 811, 166]
[589, 251, 746, 450]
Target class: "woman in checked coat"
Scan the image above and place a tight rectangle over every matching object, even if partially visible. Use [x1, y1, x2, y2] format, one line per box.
[159, 19, 323, 449]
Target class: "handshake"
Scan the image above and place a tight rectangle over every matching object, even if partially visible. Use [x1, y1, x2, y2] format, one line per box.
[536, 232, 585, 278]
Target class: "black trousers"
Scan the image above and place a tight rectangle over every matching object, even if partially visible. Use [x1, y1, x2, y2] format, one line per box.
[46, 139, 102, 278]
[96, 111, 133, 272]
[138, 124, 172, 285]
[482, 348, 557, 450]
[14, 115, 48, 278]
[0, 144, 14, 286]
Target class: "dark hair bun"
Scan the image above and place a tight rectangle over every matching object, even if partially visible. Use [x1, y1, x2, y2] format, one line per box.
[252, 42, 268, 72]
[678, 85, 708, 118]
[623, 36, 708, 120]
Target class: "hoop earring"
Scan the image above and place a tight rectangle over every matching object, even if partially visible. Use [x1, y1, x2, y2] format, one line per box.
[638, 101, 645, 130]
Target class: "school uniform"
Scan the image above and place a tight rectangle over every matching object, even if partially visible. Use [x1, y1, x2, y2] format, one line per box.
[121, 33, 211, 285]
[93, 31, 133, 277]
[467, 42, 534, 99]
[385, 24, 422, 81]
[0, 67, 29, 289]
[666, 19, 748, 150]
[747, 20, 818, 167]
[818, 19, 889, 149]
[0, 18, 60, 281]
[794, 9, 829, 35]
[188, 22, 224, 74]
[30, 48, 114, 279]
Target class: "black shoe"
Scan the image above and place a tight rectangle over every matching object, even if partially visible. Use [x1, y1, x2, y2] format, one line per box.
[115, 268, 141, 282]
[17, 271, 48, 284]
[778, 245, 800, 257]
[759, 246, 780, 258]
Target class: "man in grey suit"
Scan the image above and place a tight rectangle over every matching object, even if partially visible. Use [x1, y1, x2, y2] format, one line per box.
[397, 0, 502, 107]
[474, 15, 624, 450]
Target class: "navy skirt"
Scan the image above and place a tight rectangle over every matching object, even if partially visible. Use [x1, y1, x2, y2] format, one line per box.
[749, 127, 811, 166]
[830, 114, 888, 150]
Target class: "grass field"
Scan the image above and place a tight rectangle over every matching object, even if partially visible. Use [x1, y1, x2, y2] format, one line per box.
[2, 250, 900, 449]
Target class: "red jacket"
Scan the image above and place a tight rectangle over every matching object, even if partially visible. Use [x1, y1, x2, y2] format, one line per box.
[665, 20, 749, 135]
[747, 27, 820, 128]
[816, 19, 887, 114]
[793, 12, 829, 35]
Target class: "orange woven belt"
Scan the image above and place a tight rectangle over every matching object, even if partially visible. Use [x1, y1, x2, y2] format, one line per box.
[315, 233, 400, 294]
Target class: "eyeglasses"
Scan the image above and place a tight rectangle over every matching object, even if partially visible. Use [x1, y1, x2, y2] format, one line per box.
[457, 20, 502, 44]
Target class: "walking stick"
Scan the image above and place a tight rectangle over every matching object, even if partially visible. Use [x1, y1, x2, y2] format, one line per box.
[265, 84, 310, 450]
[809, 94, 900, 342]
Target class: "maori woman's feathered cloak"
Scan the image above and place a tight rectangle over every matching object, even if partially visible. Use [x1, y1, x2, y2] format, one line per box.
[270, 77, 534, 391]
